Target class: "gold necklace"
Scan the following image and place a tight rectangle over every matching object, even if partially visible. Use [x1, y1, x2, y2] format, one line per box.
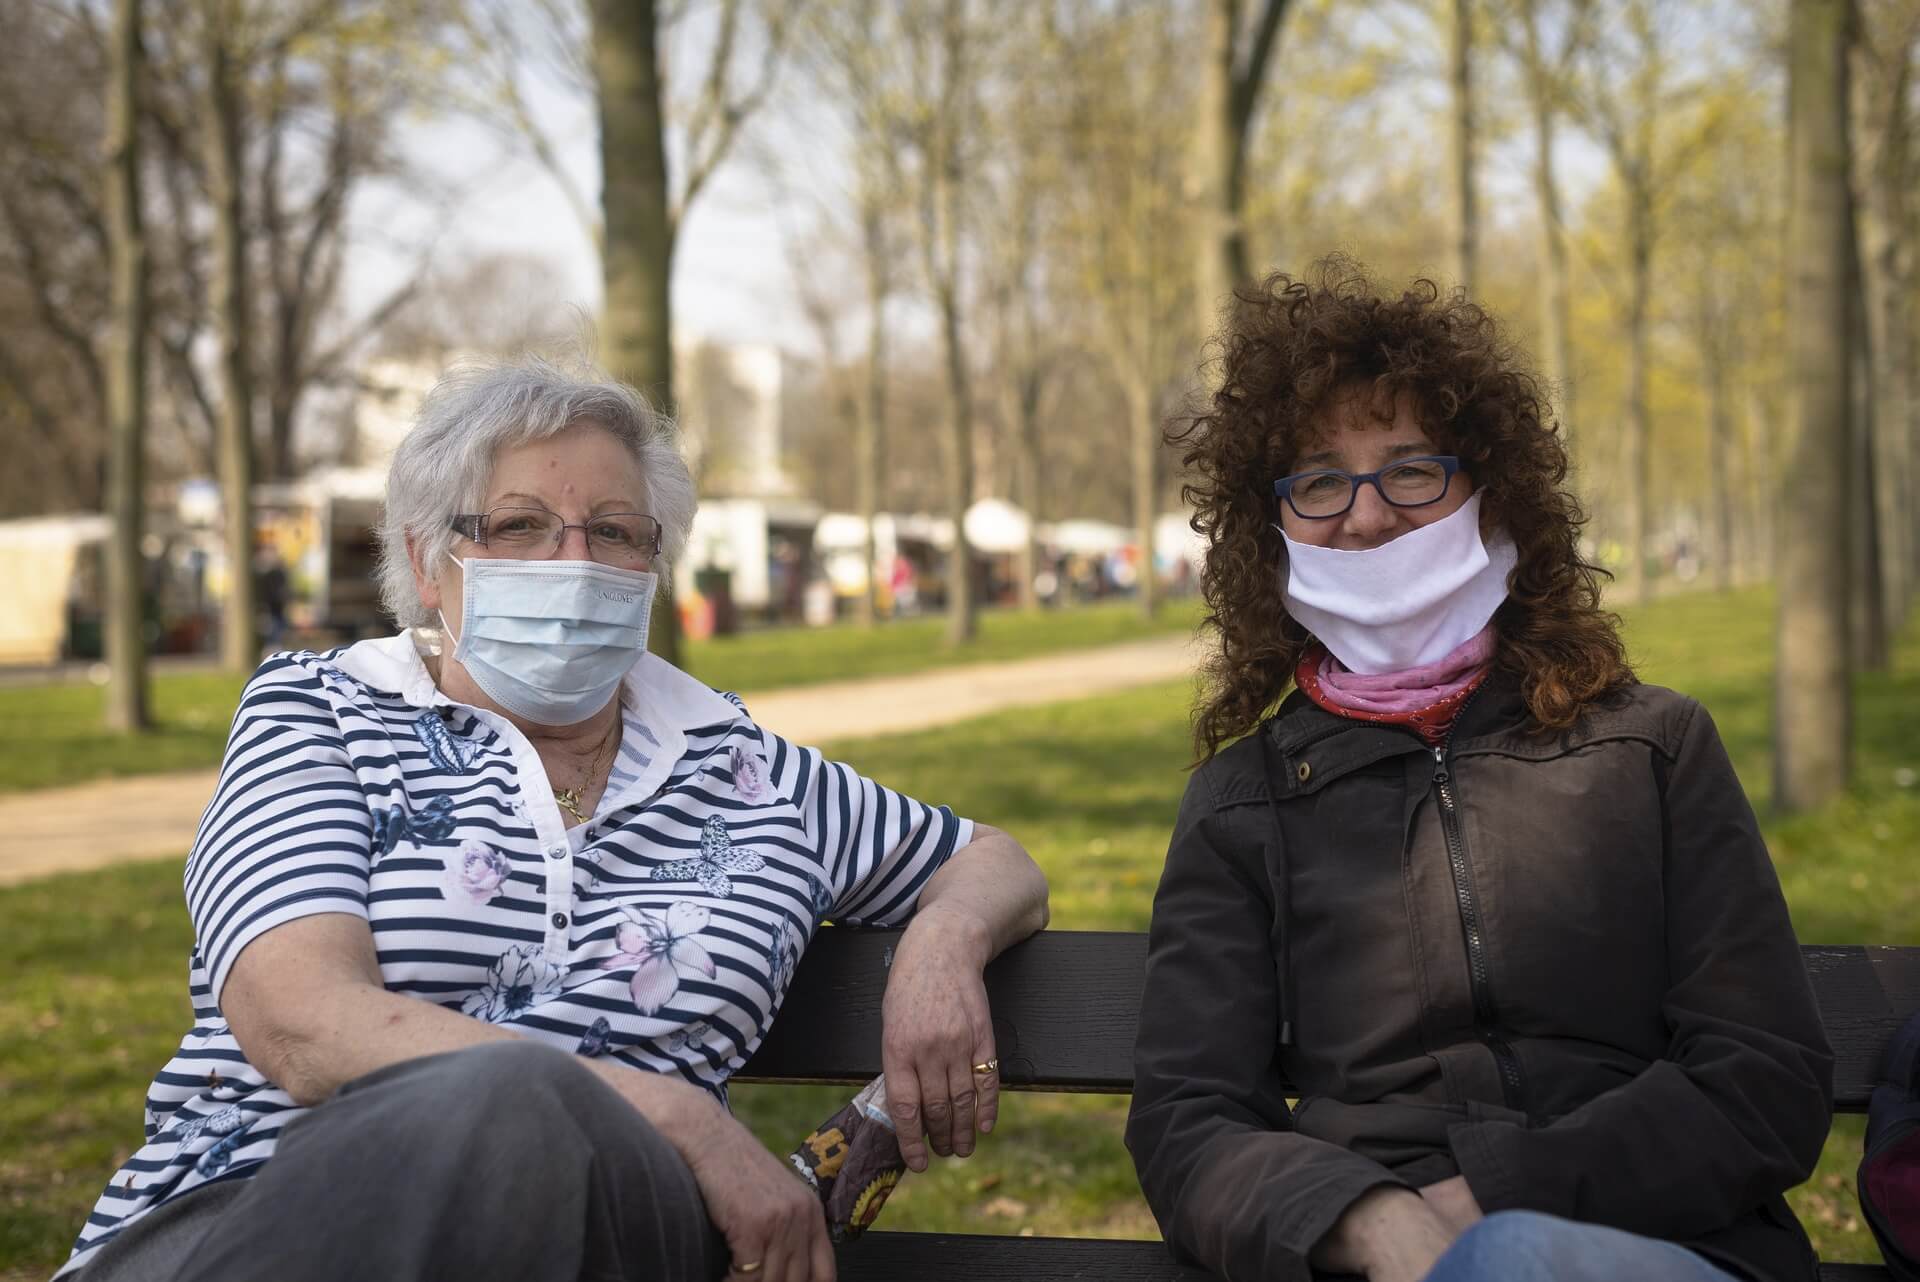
[554, 712, 620, 825]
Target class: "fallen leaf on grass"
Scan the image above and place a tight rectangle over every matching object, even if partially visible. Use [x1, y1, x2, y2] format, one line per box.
[982, 1196, 1030, 1219]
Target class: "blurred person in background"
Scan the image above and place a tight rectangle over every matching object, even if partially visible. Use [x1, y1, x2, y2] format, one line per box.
[62, 357, 1048, 1282]
[1126, 260, 1831, 1282]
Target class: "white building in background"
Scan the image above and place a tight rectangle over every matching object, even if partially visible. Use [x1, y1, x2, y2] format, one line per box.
[673, 342, 817, 612]
[677, 341, 805, 499]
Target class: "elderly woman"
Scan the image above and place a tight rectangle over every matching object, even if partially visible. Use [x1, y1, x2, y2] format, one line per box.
[1125, 262, 1832, 1282]
[63, 358, 1048, 1282]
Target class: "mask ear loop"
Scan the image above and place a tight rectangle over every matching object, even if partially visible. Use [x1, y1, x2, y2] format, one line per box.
[436, 552, 468, 654]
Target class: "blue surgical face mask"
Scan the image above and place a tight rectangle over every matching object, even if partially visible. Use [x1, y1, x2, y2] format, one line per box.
[439, 556, 656, 726]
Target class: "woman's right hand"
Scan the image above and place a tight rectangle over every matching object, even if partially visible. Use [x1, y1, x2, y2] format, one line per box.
[1313, 1185, 1456, 1282]
[684, 1110, 837, 1282]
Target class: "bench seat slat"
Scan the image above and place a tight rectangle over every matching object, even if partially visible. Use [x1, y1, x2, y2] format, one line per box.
[740, 930, 1920, 1113]
[833, 1232, 1892, 1282]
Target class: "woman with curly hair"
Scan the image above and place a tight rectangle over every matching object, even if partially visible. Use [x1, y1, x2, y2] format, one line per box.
[1125, 260, 1832, 1282]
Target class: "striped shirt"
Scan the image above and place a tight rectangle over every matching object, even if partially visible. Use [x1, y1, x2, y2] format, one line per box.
[62, 631, 971, 1276]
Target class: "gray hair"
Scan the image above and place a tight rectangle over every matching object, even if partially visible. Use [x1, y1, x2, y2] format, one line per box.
[374, 355, 697, 630]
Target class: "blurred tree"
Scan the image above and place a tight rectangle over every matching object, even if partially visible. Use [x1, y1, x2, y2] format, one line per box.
[1665, 84, 1781, 592]
[0, 10, 115, 514]
[1195, 0, 1291, 331]
[797, 0, 913, 627]
[105, 0, 150, 730]
[1852, 0, 1917, 647]
[982, 6, 1066, 612]
[1061, 3, 1202, 620]
[0, 0, 446, 526]
[376, 251, 578, 362]
[1572, 0, 1722, 602]
[593, 0, 800, 663]
[875, 0, 994, 644]
[1449, 0, 1479, 294]
[1846, 201, 1887, 671]
[985, 165, 1054, 613]
[1494, 0, 1592, 451]
[853, 190, 895, 625]
[199, 0, 256, 668]
[1775, 0, 1855, 812]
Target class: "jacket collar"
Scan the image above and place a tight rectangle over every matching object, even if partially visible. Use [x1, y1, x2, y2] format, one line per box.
[1248, 667, 1529, 802]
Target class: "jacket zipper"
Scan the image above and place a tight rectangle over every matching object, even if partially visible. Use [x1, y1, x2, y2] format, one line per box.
[1431, 702, 1528, 1112]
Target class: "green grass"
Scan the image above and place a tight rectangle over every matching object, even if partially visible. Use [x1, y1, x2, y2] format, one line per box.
[1, 585, 1910, 1277]
[0, 600, 1202, 795]
[689, 597, 1206, 695]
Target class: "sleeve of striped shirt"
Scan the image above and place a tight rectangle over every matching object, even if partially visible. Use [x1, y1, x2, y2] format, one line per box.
[767, 729, 975, 928]
[185, 654, 375, 1005]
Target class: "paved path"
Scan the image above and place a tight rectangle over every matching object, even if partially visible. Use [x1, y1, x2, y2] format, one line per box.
[0, 634, 1201, 886]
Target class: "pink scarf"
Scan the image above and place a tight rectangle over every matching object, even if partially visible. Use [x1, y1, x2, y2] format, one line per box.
[1309, 625, 1498, 716]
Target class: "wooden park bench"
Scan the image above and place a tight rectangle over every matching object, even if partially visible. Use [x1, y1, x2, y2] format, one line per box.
[740, 930, 1920, 1282]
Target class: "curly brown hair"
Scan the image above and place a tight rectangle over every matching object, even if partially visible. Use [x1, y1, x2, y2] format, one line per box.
[1174, 256, 1633, 762]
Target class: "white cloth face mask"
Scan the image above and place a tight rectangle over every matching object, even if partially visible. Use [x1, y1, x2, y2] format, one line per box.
[439, 556, 656, 725]
[1279, 490, 1517, 675]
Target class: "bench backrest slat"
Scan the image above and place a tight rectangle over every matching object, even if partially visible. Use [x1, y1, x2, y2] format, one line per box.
[738, 929, 1920, 1113]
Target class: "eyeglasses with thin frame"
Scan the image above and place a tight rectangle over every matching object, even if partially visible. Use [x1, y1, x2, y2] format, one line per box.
[448, 506, 662, 567]
[1272, 455, 1463, 520]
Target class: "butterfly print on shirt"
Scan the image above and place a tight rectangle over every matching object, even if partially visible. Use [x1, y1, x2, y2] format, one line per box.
[415, 712, 481, 773]
[650, 815, 766, 898]
[370, 794, 457, 859]
[577, 1016, 614, 1057]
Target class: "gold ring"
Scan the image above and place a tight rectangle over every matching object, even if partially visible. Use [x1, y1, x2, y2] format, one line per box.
[972, 1058, 998, 1075]
[735, 1263, 763, 1276]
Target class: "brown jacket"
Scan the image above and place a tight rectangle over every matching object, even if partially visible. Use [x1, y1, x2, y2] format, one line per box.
[1126, 675, 1833, 1282]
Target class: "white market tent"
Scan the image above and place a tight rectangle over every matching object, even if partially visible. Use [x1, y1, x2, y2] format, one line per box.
[0, 514, 111, 666]
[1044, 518, 1134, 555]
[961, 498, 1032, 554]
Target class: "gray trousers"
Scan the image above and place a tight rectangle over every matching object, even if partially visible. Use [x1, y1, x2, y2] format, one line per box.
[78, 1041, 727, 1282]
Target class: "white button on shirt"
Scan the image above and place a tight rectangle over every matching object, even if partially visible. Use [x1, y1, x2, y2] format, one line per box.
[61, 632, 972, 1277]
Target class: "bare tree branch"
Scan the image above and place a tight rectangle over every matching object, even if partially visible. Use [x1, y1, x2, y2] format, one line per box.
[674, 0, 806, 229]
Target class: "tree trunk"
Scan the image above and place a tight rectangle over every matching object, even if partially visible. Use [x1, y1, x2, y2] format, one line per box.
[1774, 0, 1854, 813]
[1743, 386, 1776, 586]
[1015, 367, 1043, 610]
[104, 0, 149, 732]
[1624, 195, 1653, 603]
[1706, 347, 1735, 592]
[1198, 0, 1288, 336]
[204, 6, 257, 669]
[1196, 0, 1236, 336]
[1449, 0, 1478, 295]
[1847, 225, 1888, 669]
[1129, 375, 1159, 619]
[1521, 0, 1575, 451]
[1857, 34, 1913, 631]
[592, 0, 682, 666]
[856, 199, 887, 629]
[938, 282, 976, 644]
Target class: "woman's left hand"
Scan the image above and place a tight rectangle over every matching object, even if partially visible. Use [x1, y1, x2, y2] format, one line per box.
[879, 902, 999, 1173]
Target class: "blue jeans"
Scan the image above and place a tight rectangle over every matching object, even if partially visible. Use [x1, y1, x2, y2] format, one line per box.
[1424, 1210, 1745, 1282]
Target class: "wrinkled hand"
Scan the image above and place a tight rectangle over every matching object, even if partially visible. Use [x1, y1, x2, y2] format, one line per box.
[1313, 1186, 1457, 1282]
[686, 1110, 835, 1282]
[880, 904, 998, 1172]
[1419, 1174, 1484, 1238]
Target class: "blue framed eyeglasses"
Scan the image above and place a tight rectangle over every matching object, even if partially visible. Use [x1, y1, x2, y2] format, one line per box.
[1272, 455, 1462, 520]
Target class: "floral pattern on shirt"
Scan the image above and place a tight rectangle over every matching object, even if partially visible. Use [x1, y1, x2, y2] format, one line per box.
[441, 841, 512, 906]
[729, 745, 770, 802]
[602, 901, 716, 1016]
[462, 944, 566, 1023]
